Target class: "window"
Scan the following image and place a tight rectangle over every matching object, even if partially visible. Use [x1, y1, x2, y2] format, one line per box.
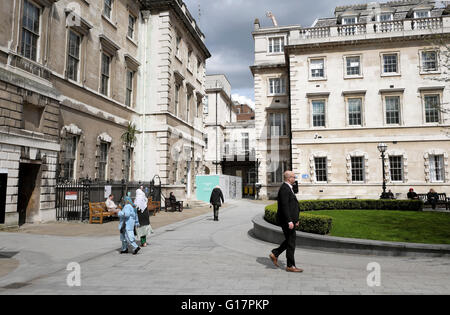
[64, 135, 77, 180]
[268, 37, 284, 53]
[351, 156, 364, 182]
[348, 98, 362, 126]
[430, 155, 445, 182]
[382, 53, 398, 74]
[187, 49, 192, 71]
[414, 10, 430, 18]
[269, 113, 287, 137]
[421, 51, 438, 72]
[346, 56, 361, 76]
[21, 0, 40, 61]
[101, 53, 110, 96]
[385, 96, 400, 124]
[343, 16, 357, 25]
[186, 93, 191, 122]
[424, 95, 440, 123]
[99, 142, 108, 181]
[378, 13, 393, 22]
[175, 34, 181, 58]
[389, 156, 403, 182]
[270, 161, 288, 183]
[269, 78, 286, 95]
[67, 31, 81, 81]
[197, 58, 202, 76]
[312, 100, 326, 127]
[314, 157, 328, 182]
[310, 59, 325, 78]
[242, 133, 249, 153]
[128, 15, 135, 39]
[125, 70, 134, 107]
[175, 84, 180, 116]
[103, 0, 113, 19]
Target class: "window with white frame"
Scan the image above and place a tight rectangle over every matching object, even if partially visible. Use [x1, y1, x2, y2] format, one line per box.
[314, 157, 328, 182]
[128, 15, 136, 39]
[268, 37, 284, 53]
[67, 30, 81, 82]
[385, 96, 401, 125]
[270, 161, 288, 183]
[430, 155, 445, 182]
[64, 135, 77, 180]
[378, 13, 393, 21]
[103, 0, 113, 19]
[414, 10, 430, 18]
[382, 53, 399, 74]
[421, 51, 438, 72]
[125, 69, 134, 107]
[310, 58, 325, 79]
[348, 98, 362, 126]
[312, 100, 326, 127]
[269, 78, 286, 95]
[269, 113, 287, 137]
[343, 16, 357, 25]
[187, 48, 193, 71]
[351, 156, 365, 182]
[424, 95, 440, 123]
[99, 142, 108, 180]
[242, 133, 249, 153]
[345, 56, 361, 76]
[389, 155, 403, 182]
[21, 0, 40, 62]
[100, 53, 111, 96]
[175, 33, 181, 58]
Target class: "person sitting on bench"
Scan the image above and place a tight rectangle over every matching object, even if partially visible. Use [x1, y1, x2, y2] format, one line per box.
[407, 188, 419, 200]
[105, 194, 118, 212]
[427, 189, 439, 210]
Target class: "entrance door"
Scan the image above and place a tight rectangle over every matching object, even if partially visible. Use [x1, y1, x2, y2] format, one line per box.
[0, 174, 7, 224]
[17, 163, 41, 226]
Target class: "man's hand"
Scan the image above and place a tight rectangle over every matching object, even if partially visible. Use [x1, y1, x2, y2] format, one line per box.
[295, 222, 299, 228]
[288, 222, 294, 230]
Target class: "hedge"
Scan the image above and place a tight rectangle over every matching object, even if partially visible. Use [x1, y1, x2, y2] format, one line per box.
[264, 206, 333, 235]
[264, 199, 424, 235]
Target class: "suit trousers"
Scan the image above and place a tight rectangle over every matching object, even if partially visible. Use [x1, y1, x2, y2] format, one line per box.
[272, 224, 297, 268]
[213, 205, 220, 220]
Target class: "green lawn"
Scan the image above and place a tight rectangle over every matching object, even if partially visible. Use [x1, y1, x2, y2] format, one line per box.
[311, 210, 450, 245]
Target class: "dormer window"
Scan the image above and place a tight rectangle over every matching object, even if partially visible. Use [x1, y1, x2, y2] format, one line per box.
[343, 16, 358, 25]
[268, 37, 284, 54]
[414, 10, 430, 18]
[378, 13, 393, 22]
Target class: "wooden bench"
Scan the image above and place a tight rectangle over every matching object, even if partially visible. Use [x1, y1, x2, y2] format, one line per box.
[418, 193, 449, 210]
[166, 199, 183, 212]
[147, 197, 161, 216]
[89, 202, 118, 224]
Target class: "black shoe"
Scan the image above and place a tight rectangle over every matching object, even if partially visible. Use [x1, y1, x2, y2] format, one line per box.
[133, 247, 141, 255]
[120, 249, 128, 254]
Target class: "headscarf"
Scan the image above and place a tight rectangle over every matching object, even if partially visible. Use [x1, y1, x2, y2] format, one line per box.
[135, 188, 148, 212]
[124, 192, 134, 206]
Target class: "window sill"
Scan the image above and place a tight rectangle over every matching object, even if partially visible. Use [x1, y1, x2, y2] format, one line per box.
[126, 36, 138, 47]
[344, 75, 363, 80]
[268, 93, 287, 97]
[267, 52, 284, 56]
[175, 54, 183, 64]
[420, 70, 441, 75]
[381, 73, 401, 77]
[309, 77, 327, 82]
[102, 15, 117, 29]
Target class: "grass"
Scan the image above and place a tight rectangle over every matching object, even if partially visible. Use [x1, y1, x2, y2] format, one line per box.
[311, 210, 450, 245]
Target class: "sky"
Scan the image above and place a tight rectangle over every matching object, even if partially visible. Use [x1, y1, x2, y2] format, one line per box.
[183, 0, 375, 108]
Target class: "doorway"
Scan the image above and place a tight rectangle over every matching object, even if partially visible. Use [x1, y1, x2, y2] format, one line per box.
[0, 174, 7, 224]
[17, 162, 41, 226]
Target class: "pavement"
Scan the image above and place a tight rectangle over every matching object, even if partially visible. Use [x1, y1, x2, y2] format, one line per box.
[0, 199, 450, 295]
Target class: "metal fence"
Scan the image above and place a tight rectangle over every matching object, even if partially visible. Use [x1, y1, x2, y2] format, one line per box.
[55, 178, 162, 222]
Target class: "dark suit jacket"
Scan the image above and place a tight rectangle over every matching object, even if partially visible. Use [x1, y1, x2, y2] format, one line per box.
[277, 183, 300, 226]
[210, 188, 224, 206]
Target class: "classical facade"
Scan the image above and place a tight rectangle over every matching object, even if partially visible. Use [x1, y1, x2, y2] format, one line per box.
[252, 0, 450, 199]
[134, 0, 210, 200]
[0, 0, 210, 227]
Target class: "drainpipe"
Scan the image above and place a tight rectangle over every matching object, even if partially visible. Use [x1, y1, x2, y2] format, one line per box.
[141, 11, 151, 181]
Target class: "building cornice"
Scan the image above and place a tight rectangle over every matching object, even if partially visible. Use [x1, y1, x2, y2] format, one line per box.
[250, 63, 287, 75]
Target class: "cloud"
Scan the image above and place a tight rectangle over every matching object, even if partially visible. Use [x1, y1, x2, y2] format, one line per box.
[232, 93, 255, 109]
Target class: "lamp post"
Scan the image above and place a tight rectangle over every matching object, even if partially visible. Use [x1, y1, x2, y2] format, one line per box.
[377, 143, 388, 199]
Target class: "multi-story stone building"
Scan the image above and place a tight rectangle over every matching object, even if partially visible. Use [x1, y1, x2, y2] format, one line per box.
[252, 0, 450, 199]
[0, 0, 210, 227]
[135, 0, 211, 200]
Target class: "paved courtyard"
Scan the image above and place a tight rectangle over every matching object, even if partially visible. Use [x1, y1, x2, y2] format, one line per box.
[1, 199, 450, 295]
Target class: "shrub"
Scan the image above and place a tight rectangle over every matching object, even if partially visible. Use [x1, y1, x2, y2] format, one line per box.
[264, 205, 332, 235]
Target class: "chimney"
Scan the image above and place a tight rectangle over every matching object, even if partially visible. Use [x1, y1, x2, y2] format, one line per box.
[254, 18, 260, 31]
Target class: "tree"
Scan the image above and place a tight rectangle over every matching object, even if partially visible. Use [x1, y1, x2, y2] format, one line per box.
[121, 122, 138, 147]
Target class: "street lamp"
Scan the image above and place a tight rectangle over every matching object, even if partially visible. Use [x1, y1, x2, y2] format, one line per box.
[377, 143, 388, 199]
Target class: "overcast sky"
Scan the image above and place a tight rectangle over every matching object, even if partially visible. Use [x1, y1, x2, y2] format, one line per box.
[183, 0, 375, 107]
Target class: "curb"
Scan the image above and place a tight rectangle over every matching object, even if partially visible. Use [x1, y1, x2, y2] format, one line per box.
[252, 214, 450, 257]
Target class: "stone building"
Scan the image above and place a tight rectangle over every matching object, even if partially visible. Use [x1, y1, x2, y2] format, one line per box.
[252, 0, 450, 199]
[136, 0, 211, 200]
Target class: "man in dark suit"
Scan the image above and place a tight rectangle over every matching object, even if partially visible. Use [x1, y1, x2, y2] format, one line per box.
[210, 186, 224, 221]
[269, 171, 303, 273]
